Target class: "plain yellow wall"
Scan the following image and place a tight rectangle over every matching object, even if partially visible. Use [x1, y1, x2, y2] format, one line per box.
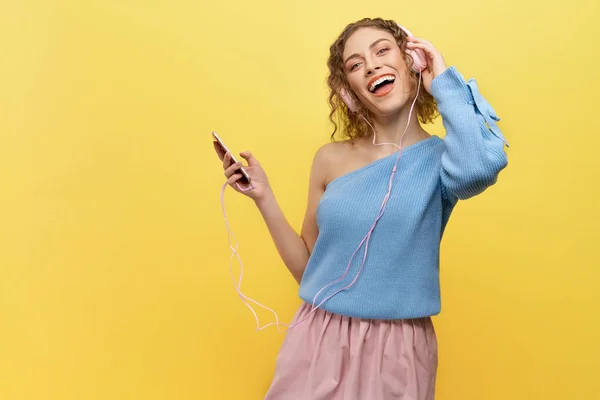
[1, 0, 599, 399]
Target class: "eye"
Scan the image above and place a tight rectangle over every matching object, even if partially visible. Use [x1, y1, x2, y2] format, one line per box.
[349, 62, 361, 71]
[376, 47, 389, 55]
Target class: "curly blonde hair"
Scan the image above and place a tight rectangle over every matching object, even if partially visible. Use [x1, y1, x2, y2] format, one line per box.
[327, 17, 439, 141]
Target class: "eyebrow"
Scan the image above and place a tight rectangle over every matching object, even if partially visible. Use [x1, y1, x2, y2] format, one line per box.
[344, 38, 392, 65]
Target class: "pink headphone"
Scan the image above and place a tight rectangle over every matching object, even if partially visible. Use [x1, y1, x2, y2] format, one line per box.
[340, 24, 427, 113]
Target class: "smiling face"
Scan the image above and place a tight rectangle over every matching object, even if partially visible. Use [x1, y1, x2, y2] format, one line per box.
[342, 27, 413, 117]
[326, 18, 438, 141]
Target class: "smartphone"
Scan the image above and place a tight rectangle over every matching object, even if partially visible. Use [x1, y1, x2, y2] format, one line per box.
[212, 131, 252, 184]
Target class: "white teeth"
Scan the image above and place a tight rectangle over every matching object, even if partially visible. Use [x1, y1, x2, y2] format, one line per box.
[369, 75, 395, 92]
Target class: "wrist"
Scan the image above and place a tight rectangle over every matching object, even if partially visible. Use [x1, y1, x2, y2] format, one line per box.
[254, 186, 275, 209]
[430, 66, 471, 105]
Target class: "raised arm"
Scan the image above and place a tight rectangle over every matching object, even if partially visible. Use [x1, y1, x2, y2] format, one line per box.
[430, 66, 509, 201]
[406, 37, 509, 202]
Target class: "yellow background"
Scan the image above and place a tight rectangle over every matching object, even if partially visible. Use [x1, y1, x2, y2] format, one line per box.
[1, 0, 599, 399]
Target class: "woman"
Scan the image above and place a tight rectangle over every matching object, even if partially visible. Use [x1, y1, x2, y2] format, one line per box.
[214, 17, 508, 400]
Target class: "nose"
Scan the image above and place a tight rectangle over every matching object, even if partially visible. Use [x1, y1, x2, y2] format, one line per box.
[364, 56, 383, 76]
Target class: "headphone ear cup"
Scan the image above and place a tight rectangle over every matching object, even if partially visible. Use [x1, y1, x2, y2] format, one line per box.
[340, 87, 358, 113]
[407, 48, 427, 73]
[397, 24, 427, 73]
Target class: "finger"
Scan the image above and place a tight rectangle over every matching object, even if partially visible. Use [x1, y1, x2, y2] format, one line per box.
[406, 41, 436, 57]
[239, 151, 259, 167]
[406, 36, 434, 46]
[407, 38, 443, 61]
[406, 37, 435, 50]
[222, 151, 233, 170]
[227, 173, 243, 187]
[224, 161, 244, 178]
[213, 141, 225, 161]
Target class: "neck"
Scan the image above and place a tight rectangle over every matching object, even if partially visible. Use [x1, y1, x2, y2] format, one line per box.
[366, 104, 429, 151]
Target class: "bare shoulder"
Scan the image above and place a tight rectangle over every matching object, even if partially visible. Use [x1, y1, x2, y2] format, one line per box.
[311, 140, 355, 185]
[313, 140, 351, 163]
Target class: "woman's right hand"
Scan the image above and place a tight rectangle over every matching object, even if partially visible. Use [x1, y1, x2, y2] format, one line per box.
[213, 141, 270, 201]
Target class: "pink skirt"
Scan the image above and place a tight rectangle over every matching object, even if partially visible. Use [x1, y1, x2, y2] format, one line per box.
[264, 303, 438, 400]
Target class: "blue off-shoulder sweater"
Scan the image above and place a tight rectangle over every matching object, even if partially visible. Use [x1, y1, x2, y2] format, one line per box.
[297, 66, 509, 320]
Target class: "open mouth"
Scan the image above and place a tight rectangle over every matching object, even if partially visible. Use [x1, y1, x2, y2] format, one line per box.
[368, 75, 396, 95]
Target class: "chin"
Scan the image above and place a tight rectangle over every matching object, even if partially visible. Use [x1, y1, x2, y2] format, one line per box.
[371, 99, 408, 117]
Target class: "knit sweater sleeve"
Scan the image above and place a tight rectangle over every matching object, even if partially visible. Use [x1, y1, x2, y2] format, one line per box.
[430, 66, 509, 201]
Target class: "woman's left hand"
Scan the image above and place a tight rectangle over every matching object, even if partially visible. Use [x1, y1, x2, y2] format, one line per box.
[406, 37, 448, 94]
